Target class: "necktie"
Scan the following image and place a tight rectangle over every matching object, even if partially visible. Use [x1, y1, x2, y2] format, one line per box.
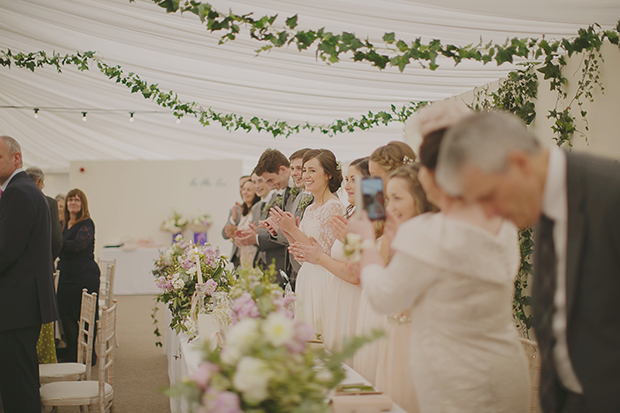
[535, 215, 559, 412]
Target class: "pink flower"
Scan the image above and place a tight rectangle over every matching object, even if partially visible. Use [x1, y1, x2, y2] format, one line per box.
[190, 362, 219, 390]
[202, 389, 241, 413]
[204, 279, 218, 296]
[286, 321, 315, 353]
[230, 292, 260, 325]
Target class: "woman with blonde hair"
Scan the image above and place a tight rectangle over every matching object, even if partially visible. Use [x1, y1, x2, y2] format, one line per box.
[57, 189, 100, 363]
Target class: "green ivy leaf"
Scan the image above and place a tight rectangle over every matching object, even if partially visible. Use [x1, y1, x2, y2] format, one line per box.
[286, 15, 298, 29]
[382, 32, 395, 44]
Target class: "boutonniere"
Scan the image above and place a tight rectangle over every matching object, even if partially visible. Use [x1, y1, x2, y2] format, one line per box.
[289, 186, 301, 199]
[297, 194, 313, 213]
[262, 193, 284, 215]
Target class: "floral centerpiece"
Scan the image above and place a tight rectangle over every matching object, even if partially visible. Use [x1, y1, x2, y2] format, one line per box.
[189, 213, 214, 233]
[161, 210, 189, 234]
[152, 238, 234, 345]
[173, 315, 383, 413]
[228, 265, 295, 325]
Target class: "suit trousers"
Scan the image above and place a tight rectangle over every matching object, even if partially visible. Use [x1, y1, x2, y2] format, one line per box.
[0, 324, 42, 413]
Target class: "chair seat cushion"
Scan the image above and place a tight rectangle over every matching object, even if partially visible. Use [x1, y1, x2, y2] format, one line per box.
[40, 363, 86, 380]
[40, 381, 113, 404]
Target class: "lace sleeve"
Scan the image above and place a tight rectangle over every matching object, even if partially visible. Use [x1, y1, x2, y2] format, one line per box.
[63, 220, 95, 253]
[317, 201, 344, 256]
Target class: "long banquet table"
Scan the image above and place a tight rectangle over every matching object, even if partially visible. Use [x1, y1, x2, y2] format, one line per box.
[164, 313, 406, 413]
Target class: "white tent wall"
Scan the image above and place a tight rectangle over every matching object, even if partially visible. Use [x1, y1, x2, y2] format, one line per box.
[403, 42, 620, 158]
[68, 159, 242, 259]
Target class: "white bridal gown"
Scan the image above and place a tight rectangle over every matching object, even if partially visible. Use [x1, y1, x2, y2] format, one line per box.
[324, 239, 362, 356]
[295, 199, 344, 340]
[361, 213, 530, 413]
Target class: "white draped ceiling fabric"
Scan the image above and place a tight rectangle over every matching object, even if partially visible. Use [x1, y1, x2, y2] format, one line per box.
[1, 0, 619, 173]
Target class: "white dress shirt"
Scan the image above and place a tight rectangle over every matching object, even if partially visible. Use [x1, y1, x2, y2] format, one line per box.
[1, 167, 24, 191]
[541, 146, 583, 393]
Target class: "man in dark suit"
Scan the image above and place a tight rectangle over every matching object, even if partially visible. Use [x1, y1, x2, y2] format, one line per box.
[26, 166, 63, 259]
[436, 112, 620, 412]
[0, 136, 59, 413]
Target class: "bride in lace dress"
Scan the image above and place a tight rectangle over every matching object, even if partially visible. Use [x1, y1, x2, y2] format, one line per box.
[268, 149, 343, 339]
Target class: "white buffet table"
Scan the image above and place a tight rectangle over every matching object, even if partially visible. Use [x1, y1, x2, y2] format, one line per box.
[100, 247, 161, 295]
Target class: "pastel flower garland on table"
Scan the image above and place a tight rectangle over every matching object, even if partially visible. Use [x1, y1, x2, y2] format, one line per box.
[152, 238, 234, 346]
[172, 315, 386, 413]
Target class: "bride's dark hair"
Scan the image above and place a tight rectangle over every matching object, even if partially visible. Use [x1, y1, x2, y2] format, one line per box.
[302, 149, 343, 193]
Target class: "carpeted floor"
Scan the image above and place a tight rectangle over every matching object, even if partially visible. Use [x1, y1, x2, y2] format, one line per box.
[46, 295, 171, 412]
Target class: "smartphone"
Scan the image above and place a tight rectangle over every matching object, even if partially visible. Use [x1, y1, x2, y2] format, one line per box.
[355, 177, 386, 221]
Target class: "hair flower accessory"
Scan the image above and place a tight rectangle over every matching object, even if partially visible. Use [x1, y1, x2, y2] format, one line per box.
[336, 160, 342, 171]
[403, 155, 414, 165]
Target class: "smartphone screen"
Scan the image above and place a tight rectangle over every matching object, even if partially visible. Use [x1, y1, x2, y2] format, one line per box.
[359, 177, 386, 221]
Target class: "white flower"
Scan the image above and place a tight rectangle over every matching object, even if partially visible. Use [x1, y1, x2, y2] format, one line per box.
[315, 367, 333, 383]
[221, 318, 260, 364]
[343, 233, 362, 262]
[233, 357, 272, 404]
[171, 275, 185, 290]
[263, 312, 294, 346]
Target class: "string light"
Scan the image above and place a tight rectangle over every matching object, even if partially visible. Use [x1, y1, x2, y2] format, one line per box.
[82, 112, 87, 122]
[33, 108, 39, 119]
[129, 112, 135, 122]
[176, 118, 181, 124]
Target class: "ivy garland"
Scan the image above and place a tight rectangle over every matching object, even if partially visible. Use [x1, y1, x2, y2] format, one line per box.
[0, 49, 424, 138]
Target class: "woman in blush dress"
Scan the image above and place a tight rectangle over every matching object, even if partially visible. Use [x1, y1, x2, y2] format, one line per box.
[234, 178, 260, 269]
[288, 157, 369, 356]
[268, 149, 343, 340]
[349, 100, 530, 413]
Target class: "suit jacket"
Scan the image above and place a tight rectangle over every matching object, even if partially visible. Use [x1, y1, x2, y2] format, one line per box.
[0, 171, 58, 332]
[532, 151, 620, 412]
[46, 195, 63, 260]
[256, 191, 287, 276]
[221, 205, 242, 266]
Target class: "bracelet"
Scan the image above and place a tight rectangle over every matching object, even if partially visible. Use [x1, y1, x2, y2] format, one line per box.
[361, 239, 375, 251]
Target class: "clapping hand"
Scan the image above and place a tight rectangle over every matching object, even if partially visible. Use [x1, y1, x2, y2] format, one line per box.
[329, 215, 348, 241]
[231, 202, 242, 222]
[347, 210, 375, 241]
[224, 224, 237, 239]
[234, 224, 258, 247]
[289, 237, 323, 264]
[269, 206, 298, 233]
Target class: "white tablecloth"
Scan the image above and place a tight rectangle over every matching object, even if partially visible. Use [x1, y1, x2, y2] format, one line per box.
[100, 247, 161, 295]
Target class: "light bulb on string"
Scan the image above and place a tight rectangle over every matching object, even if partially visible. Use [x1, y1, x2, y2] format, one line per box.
[82, 112, 88, 122]
[129, 112, 135, 122]
[33, 108, 39, 119]
[176, 118, 181, 124]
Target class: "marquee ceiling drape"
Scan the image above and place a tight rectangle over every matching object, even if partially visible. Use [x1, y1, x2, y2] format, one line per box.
[1, 0, 618, 173]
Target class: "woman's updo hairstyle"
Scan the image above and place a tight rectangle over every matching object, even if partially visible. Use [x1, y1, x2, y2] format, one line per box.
[415, 99, 472, 171]
[388, 163, 438, 215]
[369, 141, 416, 172]
[302, 149, 343, 193]
[349, 157, 370, 177]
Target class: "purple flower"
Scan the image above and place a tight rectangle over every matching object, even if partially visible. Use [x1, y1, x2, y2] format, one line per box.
[204, 279, 218, 296]
[190, 362, 219, 390]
